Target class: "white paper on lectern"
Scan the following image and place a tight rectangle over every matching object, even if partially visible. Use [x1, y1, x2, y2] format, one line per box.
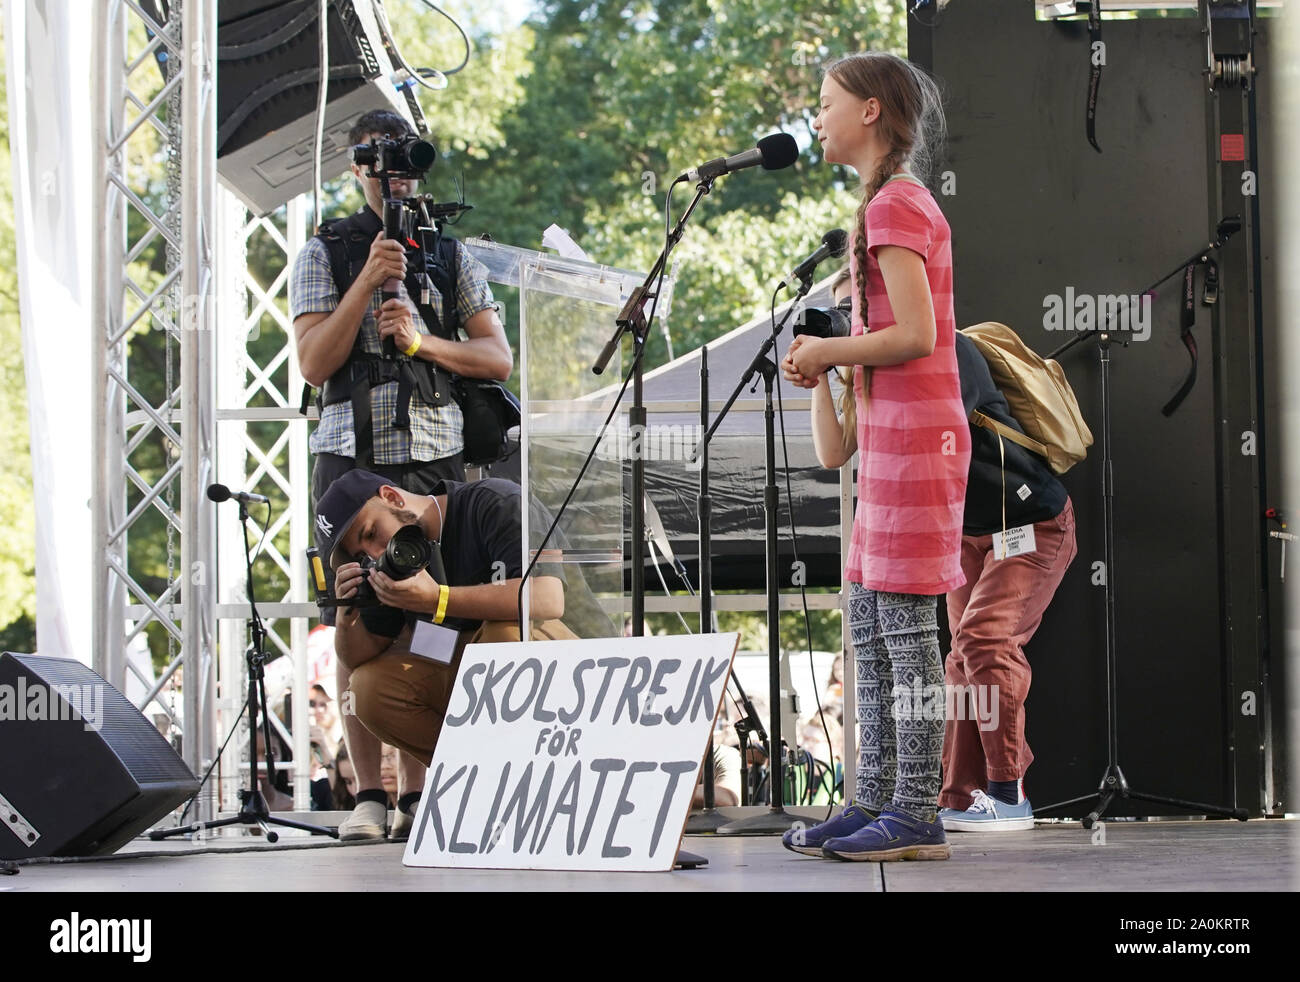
[403, 633, 739, 872]
[540, 223, 590, 262]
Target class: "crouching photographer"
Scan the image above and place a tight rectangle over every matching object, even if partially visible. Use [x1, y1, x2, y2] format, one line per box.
[311, 470, 612, 838]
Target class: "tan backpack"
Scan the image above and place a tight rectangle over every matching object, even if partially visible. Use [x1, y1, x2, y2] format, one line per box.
[959, 322, 1093, 474]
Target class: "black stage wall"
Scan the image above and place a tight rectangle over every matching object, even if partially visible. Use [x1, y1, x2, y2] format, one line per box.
[912, 1, 1287, 815]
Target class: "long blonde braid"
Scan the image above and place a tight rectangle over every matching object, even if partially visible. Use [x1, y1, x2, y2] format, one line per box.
[826, 52, 944, 455]
[827, 52, 942, 329]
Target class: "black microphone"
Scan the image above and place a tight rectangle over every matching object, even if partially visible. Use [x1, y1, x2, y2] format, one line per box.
[781, 228, 848, 289]
[678, 133, 799, 183]
[207, 483, 269, 505]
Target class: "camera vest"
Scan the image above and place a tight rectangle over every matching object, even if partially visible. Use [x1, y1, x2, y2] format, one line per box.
[299, 206, 462, 467]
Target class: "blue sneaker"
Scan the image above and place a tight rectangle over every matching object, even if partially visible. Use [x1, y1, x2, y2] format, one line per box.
[940, 789, 1034, 832]
[822, 808, 952, 861]
[781, 803, 877, 857]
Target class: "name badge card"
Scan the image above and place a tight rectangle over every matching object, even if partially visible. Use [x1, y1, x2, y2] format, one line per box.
[993, 523, 1037, 560]
[409, 621, 459, 664]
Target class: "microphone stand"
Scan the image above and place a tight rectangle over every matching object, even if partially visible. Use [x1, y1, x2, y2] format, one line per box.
[580, 177, 719, 869]
[708, 277, 816, 835]
[1035, 218, 1248, 827]
[684, 346, 772, 830]
[153, 499, 337, 843]
[592, 176, 717, 637]
[685, 346, 729, 831]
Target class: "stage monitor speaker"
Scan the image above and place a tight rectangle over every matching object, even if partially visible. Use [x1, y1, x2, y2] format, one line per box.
[211, 0, 422, 215]
[0, 653, 199, 860]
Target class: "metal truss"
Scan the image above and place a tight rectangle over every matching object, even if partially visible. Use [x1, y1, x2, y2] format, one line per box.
[91, 0, 350, 827]
[93, 0, 219, 819]
[213, 195, 314, 812]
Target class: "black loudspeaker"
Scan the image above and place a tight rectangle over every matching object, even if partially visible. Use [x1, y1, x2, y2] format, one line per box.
[213, 0, 422, 214]
[0, 653, 199, 860]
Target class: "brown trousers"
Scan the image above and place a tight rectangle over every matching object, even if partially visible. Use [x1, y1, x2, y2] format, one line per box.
[347, 619, 578, 767]
[939, 497, 1077, 809]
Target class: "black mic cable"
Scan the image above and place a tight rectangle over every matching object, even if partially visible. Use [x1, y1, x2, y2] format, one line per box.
[770, 285, 843, 816]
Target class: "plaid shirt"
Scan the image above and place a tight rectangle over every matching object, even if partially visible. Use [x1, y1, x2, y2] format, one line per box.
[289, 208, 496, 464]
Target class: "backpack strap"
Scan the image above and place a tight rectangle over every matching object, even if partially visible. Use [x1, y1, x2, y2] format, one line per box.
[970, 409, 1050, 460]
[413, 231, 462, 342]
[318, 218, 361, 303]
[298, 214, 375, 419]
[438, 233, 461, 336]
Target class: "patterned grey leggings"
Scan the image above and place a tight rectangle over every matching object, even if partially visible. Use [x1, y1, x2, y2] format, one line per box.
[849, 582, 944, 823]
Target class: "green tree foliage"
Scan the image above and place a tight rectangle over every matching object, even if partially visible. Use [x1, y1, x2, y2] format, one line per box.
[462, 0, 903, 368]
[391, 2, 535, 163]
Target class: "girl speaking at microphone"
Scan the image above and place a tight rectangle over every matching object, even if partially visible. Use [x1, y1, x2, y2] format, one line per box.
[781, 52, 968, 862]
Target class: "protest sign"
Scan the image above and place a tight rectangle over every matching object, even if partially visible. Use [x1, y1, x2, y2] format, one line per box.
[404, 632, 739, 872]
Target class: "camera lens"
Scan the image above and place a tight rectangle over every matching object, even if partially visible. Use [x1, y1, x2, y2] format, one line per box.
[404, 139, 437, 171]
[794, 304, 851, 341]
[390, 541, 422, 568]
[380, 525, 432, 580]
[826, 305, 851, 338]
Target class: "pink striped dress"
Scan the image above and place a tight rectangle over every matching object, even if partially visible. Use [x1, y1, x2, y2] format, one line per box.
[844, 177, 969, 595]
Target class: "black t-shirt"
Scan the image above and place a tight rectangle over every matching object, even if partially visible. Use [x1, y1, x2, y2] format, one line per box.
[361, 478, 615, 638]
[956, 333, 1068, 536]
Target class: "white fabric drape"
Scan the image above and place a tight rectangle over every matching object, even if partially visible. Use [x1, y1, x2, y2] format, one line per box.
[4, 0, 92, 662]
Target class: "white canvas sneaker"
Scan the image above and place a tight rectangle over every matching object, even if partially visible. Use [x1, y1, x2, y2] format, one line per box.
[337, 799, 388, 841]
[940, 789, 1035, 832]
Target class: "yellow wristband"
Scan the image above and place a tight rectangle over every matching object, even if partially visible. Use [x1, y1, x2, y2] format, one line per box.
[402, 333, 422, 358]
[433, 584, 450, 624]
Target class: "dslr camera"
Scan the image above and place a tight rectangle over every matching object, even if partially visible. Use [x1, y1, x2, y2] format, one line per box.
[351, 134, 438, 180]
[308, 525, 444, 611]
[350, 524, 436, 608]
[793, 297, 853, 340]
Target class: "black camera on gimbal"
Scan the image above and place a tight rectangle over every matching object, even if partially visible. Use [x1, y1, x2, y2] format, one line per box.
[352, 135, 438, 180]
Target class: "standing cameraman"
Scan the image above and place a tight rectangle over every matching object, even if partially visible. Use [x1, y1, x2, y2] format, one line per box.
[291, 108, 511, 494]
[290, 108, 512, 841]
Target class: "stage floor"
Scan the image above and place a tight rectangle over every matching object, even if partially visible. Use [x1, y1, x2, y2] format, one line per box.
[4, 817, 1296, 892]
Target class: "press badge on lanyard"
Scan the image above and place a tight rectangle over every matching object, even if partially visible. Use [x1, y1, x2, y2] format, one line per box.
[993, 524, 1037, 560]
[991, 434, 1035, 560]
[410, 620, 458, 664]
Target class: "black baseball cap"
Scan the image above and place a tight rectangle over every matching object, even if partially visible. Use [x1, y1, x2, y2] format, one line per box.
[314, 470, 391, 569]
